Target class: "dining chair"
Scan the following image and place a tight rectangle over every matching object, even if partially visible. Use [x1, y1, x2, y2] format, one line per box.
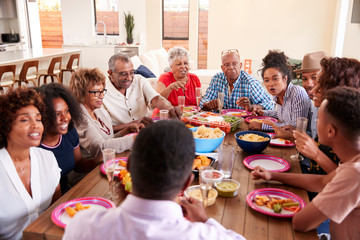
[60, 54, 80, 83]
[15, 60, 39, 87]
[38, 56, 62, 85]
[0, 65, 16, 94]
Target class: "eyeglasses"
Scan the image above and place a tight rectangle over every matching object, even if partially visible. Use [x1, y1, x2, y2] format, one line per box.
[221, 49, 239, 57]
[115, 70, 135, 78]
[88, 89, 107, 97]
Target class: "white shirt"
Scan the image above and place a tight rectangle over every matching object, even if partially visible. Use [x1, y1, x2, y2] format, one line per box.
[63, 194, 246, 240]
[0, 147, 61, 240]
[103, 75, 159, 125]
[76, 104, 134, 158]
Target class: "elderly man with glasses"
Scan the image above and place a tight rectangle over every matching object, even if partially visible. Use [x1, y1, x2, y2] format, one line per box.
[200, 49, 274, 112]
[103, 53, 182, 132]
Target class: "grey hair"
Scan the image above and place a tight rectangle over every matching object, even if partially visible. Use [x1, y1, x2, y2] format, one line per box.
[168, 46, 190, 66]
[108, 53, 131, 72]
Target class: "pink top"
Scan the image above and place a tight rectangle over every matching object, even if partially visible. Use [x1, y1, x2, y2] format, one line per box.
[313, 154, 360, 240]
[158, 71, 201, 106]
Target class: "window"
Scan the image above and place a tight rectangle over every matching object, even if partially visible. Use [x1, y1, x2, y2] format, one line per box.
[163, 0, 189, 40]
[94, 0, 119, 35]
[198, 0, 209, 69]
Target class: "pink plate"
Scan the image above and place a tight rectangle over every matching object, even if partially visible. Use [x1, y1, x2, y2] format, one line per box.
[243, 154, 290, 172]
[100, 157, 128, 177]
[183, 105, 199, 112]
[51, 197, 115, 228]
[245, 116, 278, 124]
[222, 109, 251, 118]
[268, 133, 295, 147]
[246, 188, 306, 217]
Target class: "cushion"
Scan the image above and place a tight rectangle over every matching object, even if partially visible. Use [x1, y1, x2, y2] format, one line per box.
[140, 50, 160, 77]
[130, 55, 142, 69]
[154, 48, 169, 75]
[135, 65, 156, 78]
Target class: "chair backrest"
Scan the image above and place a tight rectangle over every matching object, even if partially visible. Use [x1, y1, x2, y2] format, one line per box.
[0, 65, 16, 80]
[19, 60, 39, 80]
[66, 54, 80, 70]
[48, 57, 62, 74]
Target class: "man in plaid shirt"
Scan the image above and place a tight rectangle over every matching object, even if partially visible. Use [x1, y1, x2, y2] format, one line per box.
[200, 50, 274, 111]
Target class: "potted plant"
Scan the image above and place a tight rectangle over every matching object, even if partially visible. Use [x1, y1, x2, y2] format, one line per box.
[124, 12, 135, 44]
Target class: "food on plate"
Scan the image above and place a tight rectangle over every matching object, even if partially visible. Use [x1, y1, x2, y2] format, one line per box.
[192, 155, 212, 170]
[253, 195, 300, 213]
[118, 159, 127, 167]
[119, 169, 132, 192]
[65, 202, 90, 218]
[193, 125, 223, 139]
[249, 119, 265, 123]
[239, 133, 270, 142]
[185, 124, 195, 128]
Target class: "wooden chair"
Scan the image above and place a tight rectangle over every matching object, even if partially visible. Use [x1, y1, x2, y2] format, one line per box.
[15, 60, 39, 87]
[38, 57, 62, 85]
[0, 65, 16, 94]
[60, 54, 80, 83]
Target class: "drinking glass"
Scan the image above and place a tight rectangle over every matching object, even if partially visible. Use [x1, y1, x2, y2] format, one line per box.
[159, 110, 169, 120]
[195, 87, 202, 111]
[290, 117, 308, 161]
[218, 145, 235, 178]
[178, 96, 185, 112]
[218, 92, 225, 114]
[102, 148, 116, 195]
[200, 168, 215, 208]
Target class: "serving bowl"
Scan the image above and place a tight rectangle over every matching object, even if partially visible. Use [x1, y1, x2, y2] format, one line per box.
[184, 185, 218, 206]
[235, 130, 270, 153]
[214, 179, 241, 197]
[189, 127, 225, 153]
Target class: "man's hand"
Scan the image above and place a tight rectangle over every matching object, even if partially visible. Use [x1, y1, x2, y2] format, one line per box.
[179, 196, 209, 223]
[293, 130, 319, 160]
[251, 106, 264, 116]
[168, 106, 182, 119]
[140, 117, 153, 127]
[251, 166, 272, 181]
[236, 97, 251, 111]
[202, 99, 219, 111]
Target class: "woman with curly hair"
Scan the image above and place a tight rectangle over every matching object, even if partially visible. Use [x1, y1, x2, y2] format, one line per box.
[69, 68, 136, 159]
[37, 83, 101, 193]
[0, 88, 61, 240]
[241, 50, 311, 131]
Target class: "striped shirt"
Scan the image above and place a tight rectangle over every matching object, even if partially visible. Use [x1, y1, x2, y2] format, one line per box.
[199, 71, 274, 110]
[262, 83, 311, 131]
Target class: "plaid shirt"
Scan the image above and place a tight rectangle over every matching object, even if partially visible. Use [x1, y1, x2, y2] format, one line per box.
[199, 71, 274, 110]
[262, 83, 311, 131]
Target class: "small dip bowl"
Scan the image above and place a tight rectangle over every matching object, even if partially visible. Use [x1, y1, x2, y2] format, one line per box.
[184, 185, 218, 206]
[214, 179, 241, 197]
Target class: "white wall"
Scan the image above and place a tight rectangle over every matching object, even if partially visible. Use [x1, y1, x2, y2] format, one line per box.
[343, 0, 360, 58]
[61, 0, 146, 46]
[207, 0, 338, 68]
[145, 0, 162, 51]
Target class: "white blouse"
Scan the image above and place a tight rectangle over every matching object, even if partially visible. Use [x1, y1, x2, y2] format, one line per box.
[0, 147, 61, 240]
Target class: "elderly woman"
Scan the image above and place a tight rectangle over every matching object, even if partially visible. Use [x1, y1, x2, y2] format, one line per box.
[240, 50, 311, 131]
[38, 83, 101, 193]
[69, 68, 136, 159]
[0, 88, 61, 240]
[156, 46, 201, 106]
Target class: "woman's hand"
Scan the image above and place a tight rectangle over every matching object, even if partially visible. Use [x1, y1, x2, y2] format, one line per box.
[248, 121, 262, 130]
[293, 130, 319, 160]
[179, 196, 209, 223]
[170, 81, 187, 91]
[251, 107, 264, 116]
[263, 120, 294, 141]
[251, 166, 272, 181]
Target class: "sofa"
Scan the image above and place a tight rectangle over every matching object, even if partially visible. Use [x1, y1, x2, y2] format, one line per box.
[130, 47, 220, 94]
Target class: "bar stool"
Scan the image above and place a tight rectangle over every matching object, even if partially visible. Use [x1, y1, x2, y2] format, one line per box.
[38, 57, 62, 85]
[60, 54, 80, 83]
[0, 65, 16, 93]
[15, 60, 39, 87]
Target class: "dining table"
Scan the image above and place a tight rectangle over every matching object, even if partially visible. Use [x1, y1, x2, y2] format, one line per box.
[23, 121, 318, 240]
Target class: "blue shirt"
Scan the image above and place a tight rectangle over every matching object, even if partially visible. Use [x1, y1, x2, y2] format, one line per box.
[40, 127, 79, 193]
[262, 83, 311, 131]
[199, 70, 274, 110]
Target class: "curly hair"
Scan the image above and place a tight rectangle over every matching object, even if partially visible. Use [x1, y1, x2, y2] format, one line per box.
[261, 50, 292, 85]
[0, 87, 45, 148]
[318, 57, 360, 95]
[36, 83, 85, 136]
[325, 86, 360, 139]
[168, 46, 189, 66]
[69, 68, 106, 103]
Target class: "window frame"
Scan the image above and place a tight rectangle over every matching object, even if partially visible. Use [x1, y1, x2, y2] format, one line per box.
[162, 0, 190, 40]
[93, 0, 119, 36]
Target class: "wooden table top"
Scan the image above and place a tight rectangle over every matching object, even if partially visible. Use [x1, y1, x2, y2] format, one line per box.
[23, 124, 317, 240]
